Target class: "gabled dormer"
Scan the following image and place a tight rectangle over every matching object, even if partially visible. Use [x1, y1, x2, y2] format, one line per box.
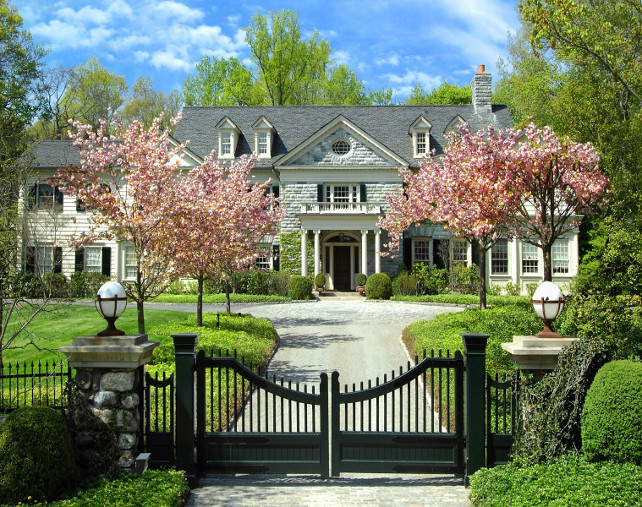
[252, 116, 275, 159]
[443, 115, 466, 143]
[409, 116, 432, 158]
[216, 117, 240, 159]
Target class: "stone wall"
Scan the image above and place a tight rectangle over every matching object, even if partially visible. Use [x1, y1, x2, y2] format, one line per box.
[292, 128, 389, 166]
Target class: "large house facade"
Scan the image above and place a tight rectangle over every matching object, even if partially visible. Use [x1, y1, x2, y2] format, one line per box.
[24, 68, 579, 294]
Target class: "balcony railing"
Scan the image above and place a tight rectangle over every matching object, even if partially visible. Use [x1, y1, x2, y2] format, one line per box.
[299, 202, 382, 215]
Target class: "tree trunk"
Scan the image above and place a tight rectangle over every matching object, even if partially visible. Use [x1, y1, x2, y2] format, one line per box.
[225, 280, 231, 316]
[479, 246, 487, 310]
[136, 298, 145, 334]
[542, 242, 553, 282]
[197, 274, 204, 327]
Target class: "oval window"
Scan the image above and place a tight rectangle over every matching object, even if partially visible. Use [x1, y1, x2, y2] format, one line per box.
[331, 140, 351, 156]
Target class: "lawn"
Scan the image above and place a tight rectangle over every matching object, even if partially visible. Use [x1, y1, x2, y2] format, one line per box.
[2, 304, 192, 364]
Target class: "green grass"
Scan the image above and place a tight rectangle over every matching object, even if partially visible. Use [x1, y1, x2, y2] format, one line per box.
[393, 294, 531, 307]
[3, 305, 192, 364]
[152, 293, 290, 303]
[469, 454, 642, 506]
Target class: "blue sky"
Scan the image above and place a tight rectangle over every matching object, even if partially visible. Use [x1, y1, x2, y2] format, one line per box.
[14, 0, 521, 100]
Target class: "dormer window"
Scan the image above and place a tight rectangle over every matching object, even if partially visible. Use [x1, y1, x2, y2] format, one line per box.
[409, 116, 432, 158]
[216, 117, 240, 159]
[252, 116, 275, 159]
[444, 115, 466, 143]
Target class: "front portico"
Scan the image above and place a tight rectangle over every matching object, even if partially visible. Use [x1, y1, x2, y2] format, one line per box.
[298, 214, 383, 291]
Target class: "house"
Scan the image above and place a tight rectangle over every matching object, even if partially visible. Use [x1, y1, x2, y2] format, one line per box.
[24, 67, 579, 294]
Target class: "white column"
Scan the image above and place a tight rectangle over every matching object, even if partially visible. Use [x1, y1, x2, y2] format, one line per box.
[314, 230, 321, 276]
[301, 229, 308, 276]
[375, 229, 381, 273]
[361, 230, 368, 277]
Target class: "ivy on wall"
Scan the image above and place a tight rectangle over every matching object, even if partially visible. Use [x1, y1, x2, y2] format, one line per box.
[279, 231, 314, 275]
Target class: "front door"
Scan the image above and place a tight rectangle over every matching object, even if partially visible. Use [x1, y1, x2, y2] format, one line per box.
[334, 246, 351, 291]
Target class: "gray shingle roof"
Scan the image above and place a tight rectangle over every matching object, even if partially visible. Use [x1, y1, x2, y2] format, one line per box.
[29, 140, 81, 169]
[173, 104, 512, 168]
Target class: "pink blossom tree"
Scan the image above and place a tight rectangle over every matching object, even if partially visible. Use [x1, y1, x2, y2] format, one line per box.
[52, 115, 185, 333]
[379, 124, 522, 308]
[508, 123, 608, 281]
[170, 154, 284, 322]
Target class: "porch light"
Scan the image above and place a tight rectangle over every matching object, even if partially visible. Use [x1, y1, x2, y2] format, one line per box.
[531, 281, 564, 338]
[95, 281, 127, 336]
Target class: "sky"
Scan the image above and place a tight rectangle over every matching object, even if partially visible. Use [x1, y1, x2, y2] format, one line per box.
[14, 0, 522, 101]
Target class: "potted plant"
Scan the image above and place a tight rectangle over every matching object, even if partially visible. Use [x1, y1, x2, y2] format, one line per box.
[314, 272, 326, 295]
[356, 273, 367, 296]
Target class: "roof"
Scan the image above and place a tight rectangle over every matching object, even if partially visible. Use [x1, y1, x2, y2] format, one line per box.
[28, 140, 82, 169]
[173, 104, 512, 168]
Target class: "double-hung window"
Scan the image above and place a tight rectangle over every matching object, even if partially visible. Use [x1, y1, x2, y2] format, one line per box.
[221, 132, 232, 156]
[29, 182, 63, 209]
[522, 243, 539, 274]
[491, 239, 508, 274]
[84, 246, 103, 272]
[413, 239, 431, 265]
[452, 239, 468, 266]
[553, 240, 570, 274]
[25, 245, 62, 274]
[124, 246, 137, 279]
[325, 185, 358, 203]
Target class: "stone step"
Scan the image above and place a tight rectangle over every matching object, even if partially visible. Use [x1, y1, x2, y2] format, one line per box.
[317, 291, 365, 301]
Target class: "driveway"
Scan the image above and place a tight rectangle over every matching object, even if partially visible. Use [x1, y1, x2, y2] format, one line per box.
[146, 298, 463, 386]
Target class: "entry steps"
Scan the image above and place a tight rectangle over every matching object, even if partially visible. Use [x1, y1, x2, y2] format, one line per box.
[317, 290, 365, 301]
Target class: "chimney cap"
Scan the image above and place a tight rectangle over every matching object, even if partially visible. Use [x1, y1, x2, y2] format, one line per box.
[477, 64, 486, 74]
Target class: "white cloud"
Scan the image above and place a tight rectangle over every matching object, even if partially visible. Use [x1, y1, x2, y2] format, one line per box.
[154, 1, 204, 22]
[332, 50, 351, 66]
[376, 53, 400, 66]
[227, 14, 241, 26]
[384, 70, 443, 91]
[150, 49, 192, 72]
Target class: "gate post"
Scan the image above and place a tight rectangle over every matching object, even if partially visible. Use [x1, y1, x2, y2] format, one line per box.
[462, 333, 489, 486]
[173, 333, 198, 487]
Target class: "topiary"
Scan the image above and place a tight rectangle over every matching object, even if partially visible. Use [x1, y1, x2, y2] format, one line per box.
[288, 275, 313, 300]
[582, 360, 642, 464]
[356, 273, 367, 286]
[0, 406, 76, 503]
[365, 273, 392, 300]
[314, 272, 326, 288]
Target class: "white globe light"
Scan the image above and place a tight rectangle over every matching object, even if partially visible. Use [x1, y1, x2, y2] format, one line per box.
[531, 281, 564, 338]
[96, 281, 127, 319]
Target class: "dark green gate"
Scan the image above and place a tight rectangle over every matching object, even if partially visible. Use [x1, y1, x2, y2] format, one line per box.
[195, 351, 329, 477]
[330, 351, 464, 476]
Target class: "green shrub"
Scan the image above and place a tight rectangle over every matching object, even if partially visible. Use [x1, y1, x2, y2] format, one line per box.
[43, 271, 69, 298]
[68, 271, 111, 298]
[0, 406, 76, 503]
[413, 264, 448, 295]
[513, 339, 612, 464]
[582, 360, 642, 464]
[356, 273, 367, 286]
[314, 272, 326, 288]
[556, 295, 642, 357]
[504, 281, 521, 296]
[448, 263, 480, 294]
[13, 271, 43, 297]
[365, 273, 392, 300]
[470, 453, 642, 507]
[487, 283, 502, 296]
[287, 275, 313, 300]
[269, 271, 290, 296]
[393, 270, 418, 296]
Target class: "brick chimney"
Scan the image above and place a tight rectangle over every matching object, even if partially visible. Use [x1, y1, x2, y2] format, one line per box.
[471, 65, 492, 115]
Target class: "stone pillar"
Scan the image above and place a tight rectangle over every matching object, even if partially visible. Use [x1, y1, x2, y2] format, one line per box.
[375, 230, 381, 274]
[60, 333, 158, 474]
[301, 228, 308, 276]
[314, 230, 321, 277]
[361, 230, 368, 277]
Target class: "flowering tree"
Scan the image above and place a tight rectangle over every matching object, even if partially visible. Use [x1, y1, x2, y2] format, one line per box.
[508, 123, 608, 281]
[380, 125, 521, 308]
[52, 115, 185, 333]
[170, 154, 283, 322]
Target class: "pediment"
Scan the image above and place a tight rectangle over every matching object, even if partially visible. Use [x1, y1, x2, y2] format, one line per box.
[168, 137, 202, 168]
[275, 115, 407, 168]
[444, 115, 466, 136]
[409, 116, 432, 133]
[252, 116, 275, 132]
[215, 116, 240, 132]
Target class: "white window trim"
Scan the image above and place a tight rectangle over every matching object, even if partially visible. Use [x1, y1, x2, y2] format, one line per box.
[85, 246, 103, 273]
[491, 238, 509, 275]
[219, 131, 237, 159]
[124, 245, 137, 280]
[409, 117, 432, 158]
[552, 239, 570, 275]
[521, 242, 540, 276]
[452, 239, 470, 267]
[254, 130, 273, 158]
[412, 237, 432, 266]
[324, 184, 360, 203]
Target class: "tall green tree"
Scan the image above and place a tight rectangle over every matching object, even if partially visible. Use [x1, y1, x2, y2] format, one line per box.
[122, 76, 181, 129]
[243, 10, 331, 105]
[182, 56, 258, 106]
[404, 82, 472, 105]
[321, 65, 369, 105]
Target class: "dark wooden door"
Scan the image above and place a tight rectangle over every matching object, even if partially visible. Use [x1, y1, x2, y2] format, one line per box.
[334, 246, 351, 291]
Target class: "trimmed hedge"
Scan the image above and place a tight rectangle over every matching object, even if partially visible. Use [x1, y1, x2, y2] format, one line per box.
[0, 406, 76, 503]
[582, 360, 642, 465]
[365, 273, 392, 300]
[288, 275, 313, 300]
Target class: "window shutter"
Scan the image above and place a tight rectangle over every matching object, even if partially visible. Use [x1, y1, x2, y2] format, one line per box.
[102, 247, 112, 276]
[55, 187, 63, 206]
[360, 183, 367, 203]
[272, 185, 280, 198]
[403, 238, 412, 270]
[272, 245, 280, 271]
[472, 242, 481, 266]
[317, 184, 324, 202]
[75, 248, 84, 272]
[26, 247, 35, 273]
[28, 184, 37, 209]
[54, 247, 63, 273]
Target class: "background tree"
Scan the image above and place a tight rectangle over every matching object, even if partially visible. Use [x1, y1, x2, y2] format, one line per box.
[121, 76, 181, 130]
[171, 155, 283, 323]
[181, 56, 258, 106]
[379, 124, 520, 309]
[321, 65, 369, 105]
[0, 0, 48, 364]
[405, 82, 472, 105]
[52, 115, 185, 333]
[30, 65, 75, 140]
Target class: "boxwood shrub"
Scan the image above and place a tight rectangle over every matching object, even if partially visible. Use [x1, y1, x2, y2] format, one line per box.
[365, 273, 392, 300]
[582, 360, 642, 464]
[287, 275, 313, 300]
[0, 406, 76, 503]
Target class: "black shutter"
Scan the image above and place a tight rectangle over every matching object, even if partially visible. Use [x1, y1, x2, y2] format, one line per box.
[26, 247, 35, 273]
[272, 185, 280, 198]
[54, 247, 63, 273]
[403, 238, 412, 270]
[28, 184, 37, 209]
[272, 244, 280, 271]
[360, 183, 367, 203]
[75, 248, 84, 272]
[55, 187, 63, 206]
[317, 184, 324, 202]
[102, 247, 111, 276]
